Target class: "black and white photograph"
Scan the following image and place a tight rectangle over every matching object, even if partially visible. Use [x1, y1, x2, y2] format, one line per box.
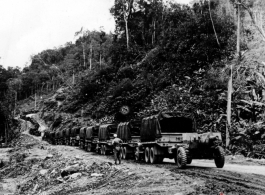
[1, 0, 265, 194]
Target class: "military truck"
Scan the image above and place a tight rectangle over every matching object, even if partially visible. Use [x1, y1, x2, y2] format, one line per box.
[70, 127, 80, 146]
[135, 112, 225, 168]
[48, 131, 55, 145]
[79, 127, 86, 149]
[117, 121, 141, 159]
[84, 126, 99, 152]
[97, 124, 118, 155]
[58, 129, 65, 145]
[42, 131, 49, 142]
[55, 131, 60, 145]
[65, 128, 71, 145]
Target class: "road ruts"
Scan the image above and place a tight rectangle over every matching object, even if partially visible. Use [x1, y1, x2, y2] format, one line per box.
[169, 166, 265, 195]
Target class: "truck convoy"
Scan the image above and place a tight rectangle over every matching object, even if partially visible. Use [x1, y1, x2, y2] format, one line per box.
[43, 112, 225, 168]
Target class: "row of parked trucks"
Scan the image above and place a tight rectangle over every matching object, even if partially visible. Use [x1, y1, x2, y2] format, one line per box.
[43, 112, 225, 168]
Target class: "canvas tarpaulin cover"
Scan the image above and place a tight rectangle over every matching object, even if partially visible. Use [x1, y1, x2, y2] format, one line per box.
[70, 127, 80, 137]
[117, 121, 141, 141]
[117, 122, 131, 141]
[79, 127, 86, 138]
[140, 116, 162, 142]
[65, 128, 70, 137]
[59, 129, 65, 138]
[85, 126, 98, 140]
[140, 112, 196, 141]
[158, 112, 195, 133]
[55, 131, 60, 138]
[98, 124, 117, 141]
[50, 132, 55, 138]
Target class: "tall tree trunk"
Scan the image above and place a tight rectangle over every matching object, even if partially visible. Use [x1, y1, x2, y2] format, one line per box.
[237, 1, 241, 57]
[226, 0, 241, 147]
[208, 0, 220, 47]
[82, 42, 86, 68]
[124, 16, 129, 50]
[99, 52, 102, 69]
[90, 44, 92, 70]
[152, 19, 156, 45]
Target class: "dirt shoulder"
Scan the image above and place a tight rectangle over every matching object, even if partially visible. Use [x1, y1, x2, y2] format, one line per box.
[0, 134, 204, 195]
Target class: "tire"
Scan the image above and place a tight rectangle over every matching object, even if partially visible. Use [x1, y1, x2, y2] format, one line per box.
[121, 147, 125, 159]
[186, 150, 192, 164]
[135, 147, 141, 161]
[123, 147, 128, 159]
[100, 145, 103, 155]
[145, 147, 150, 163]
[214, 146, 225, 168]
[175, 147, 187, 168]
[97, 145, 101, 154]
[104, 145, 108, 155]
[102, 145, 106, 155]
[88, 144, 92, 152]
[150, 147, 159, 164]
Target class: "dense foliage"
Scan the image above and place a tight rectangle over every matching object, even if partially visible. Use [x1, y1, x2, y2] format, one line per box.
[1, 0, 265, 156]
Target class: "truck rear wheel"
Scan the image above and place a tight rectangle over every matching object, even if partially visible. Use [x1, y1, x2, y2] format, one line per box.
[102, 145, 107, 155]
[121, 147, 125, 159]
[214, 146, 225, 168]
[96, 144, 101, 154]
[175, 147, 187, 168]
[100, 145, 104, 155]
[145, 147, 150, 163]
[123, 147, 128, 159]
[150, 147, 159, 164]
[87, 144, 92, 152]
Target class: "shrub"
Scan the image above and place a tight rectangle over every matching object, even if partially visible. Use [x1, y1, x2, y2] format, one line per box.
[113, 78, 133, 98]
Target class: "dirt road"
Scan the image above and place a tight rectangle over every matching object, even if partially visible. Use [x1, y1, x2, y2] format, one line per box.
[163, 158, 265, 176]
[43, 143, 265, 195]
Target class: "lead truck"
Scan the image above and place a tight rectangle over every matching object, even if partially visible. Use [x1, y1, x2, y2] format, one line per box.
[132, 112, 225, 168]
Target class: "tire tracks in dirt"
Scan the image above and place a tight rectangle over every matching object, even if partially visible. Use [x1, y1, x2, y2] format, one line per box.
[169, 166, 265, 195]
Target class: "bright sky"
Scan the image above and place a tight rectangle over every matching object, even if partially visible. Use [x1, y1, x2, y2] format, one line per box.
[0, 0, 191, 69]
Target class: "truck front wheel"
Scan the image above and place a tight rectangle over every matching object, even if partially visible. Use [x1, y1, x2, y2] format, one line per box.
[145, 147, 150, 163]
[123, 147, 128, 159]
[87, 144, 92, 152]
[175, 147, 187, 168]
[214, 146, 225, 168]
[121, 147, 125, 159]
[150, 147, 159, 164]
